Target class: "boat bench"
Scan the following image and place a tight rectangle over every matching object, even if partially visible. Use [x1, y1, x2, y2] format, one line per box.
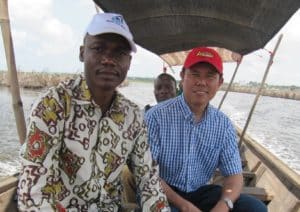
[241, 158, 248, 169]
[212, 170, 256, 186]
[242, 186, 273, 204]
[242, 170, 256, 186]
[0, 176, 18, 212]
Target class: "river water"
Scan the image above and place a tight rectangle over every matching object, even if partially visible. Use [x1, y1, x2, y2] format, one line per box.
[0, 81, 299, 177]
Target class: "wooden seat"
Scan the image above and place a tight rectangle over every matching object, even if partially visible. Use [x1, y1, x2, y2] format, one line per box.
[242, 170, 256, 186]
[242, 186, 273, 204]
[241, 157, 248, 169]
[0, 176, 18, 212]
[212, 170, 256, 186]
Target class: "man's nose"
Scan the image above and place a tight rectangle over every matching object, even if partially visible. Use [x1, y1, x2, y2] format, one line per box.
[195, 77, 206, 85]
[100, 51, 117, 64]
[159, 88, 168, 94]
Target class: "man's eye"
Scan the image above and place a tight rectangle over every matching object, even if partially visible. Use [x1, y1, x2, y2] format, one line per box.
[118, 50, 129, 56]
[91, 46, 104, 52]
[191, 73, 200, 77]
[207, 73, 216, 78]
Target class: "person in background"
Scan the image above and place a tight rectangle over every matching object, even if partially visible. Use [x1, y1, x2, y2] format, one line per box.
[144, 73, 177, 112]
[122, 72, 177, 205]
[176, 80, 183, 96]
[17, 13, 169, 211]
[145, 47, 267, 212]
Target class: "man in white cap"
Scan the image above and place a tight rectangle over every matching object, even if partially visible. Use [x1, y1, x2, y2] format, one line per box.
[17, 13, 169, 211]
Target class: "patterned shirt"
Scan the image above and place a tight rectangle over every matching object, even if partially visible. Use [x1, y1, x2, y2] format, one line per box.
[18, 76, 169, 211]
[145, 94, 242, 193]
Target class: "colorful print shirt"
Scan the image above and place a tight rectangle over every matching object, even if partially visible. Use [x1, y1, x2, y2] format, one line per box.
[18, 76, 169, 211]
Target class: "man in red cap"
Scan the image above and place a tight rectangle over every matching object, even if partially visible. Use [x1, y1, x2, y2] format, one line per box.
[145, 47, 267, 211]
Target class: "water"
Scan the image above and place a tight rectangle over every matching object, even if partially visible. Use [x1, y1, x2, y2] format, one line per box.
[0, 87, 43, 177]
[0, 82, 299, 177]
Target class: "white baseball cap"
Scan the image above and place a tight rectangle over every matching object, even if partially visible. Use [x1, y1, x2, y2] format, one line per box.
[86, 13, 137, 52]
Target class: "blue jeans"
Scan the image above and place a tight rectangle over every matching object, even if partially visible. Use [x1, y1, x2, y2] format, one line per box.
[169, 184, 267, 212]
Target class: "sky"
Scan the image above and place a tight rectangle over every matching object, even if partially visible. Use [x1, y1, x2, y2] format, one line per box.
[1, 0, 300, 86]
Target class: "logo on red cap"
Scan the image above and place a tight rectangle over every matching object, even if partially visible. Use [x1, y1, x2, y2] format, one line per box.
[196, 51, 214, 58]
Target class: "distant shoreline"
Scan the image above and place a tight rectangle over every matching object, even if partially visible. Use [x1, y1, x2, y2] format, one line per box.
[1, 71, 300, 100]
[219, 84, 300, 100]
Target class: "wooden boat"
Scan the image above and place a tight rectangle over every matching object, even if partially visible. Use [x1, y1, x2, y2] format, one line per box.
[1, 0, 300, 211]
[93, 1, 300, 211]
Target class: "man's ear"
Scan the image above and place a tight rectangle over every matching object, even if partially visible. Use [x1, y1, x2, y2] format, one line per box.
[180, 68, 185, 79]
[79, 46, 84, 62]
[125, 55, 132, 71]
[219, 75, 224, 86]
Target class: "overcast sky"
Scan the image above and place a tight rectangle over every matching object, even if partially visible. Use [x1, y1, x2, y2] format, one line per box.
[1, 0, 300, 86]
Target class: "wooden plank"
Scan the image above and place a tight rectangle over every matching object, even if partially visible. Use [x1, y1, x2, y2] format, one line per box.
[0, 186, 18, 212]
[291, 201, 300, 212]
[237, 126, 300, 199]
[242, 171, 256, 186]
[0, 176, 18, 194]
[242, 186, 273, 203]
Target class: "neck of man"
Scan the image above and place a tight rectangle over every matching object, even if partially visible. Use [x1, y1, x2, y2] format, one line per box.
[190, 103, 207, 123]
[91, 89, 116, 115]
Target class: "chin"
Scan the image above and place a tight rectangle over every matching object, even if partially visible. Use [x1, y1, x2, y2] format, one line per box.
[94, 82, 117, 91]
[192, 99, 207, 105]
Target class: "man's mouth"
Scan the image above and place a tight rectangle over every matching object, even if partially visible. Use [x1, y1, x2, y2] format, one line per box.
[95, 70, 118, 77]
[194, 90, 207, 95]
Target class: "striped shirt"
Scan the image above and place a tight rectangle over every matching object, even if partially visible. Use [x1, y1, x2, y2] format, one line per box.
[145, 94, 242, 192]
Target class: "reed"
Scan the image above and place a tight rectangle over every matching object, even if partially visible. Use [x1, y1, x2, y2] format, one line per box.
[0, 71, 77, 89]
[0, 70, 129, 89]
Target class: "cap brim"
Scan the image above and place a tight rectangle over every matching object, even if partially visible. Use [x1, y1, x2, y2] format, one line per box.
[185, 59, 221, 73]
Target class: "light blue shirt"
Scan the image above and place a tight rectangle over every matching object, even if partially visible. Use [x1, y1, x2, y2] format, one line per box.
[145, 94, 242, 192]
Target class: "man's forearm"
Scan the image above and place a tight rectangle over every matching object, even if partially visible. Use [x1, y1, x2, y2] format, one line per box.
[221, 174, 243, 201]
[211, 174, 243, 212]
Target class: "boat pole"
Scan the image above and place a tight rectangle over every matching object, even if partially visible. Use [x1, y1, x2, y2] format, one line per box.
[218, 57, 243, 110]
[238, 34, 283, 147]
[0, 0, 26, 144]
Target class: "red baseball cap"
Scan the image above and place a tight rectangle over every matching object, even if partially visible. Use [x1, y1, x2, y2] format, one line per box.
[183, 47, 223, 74]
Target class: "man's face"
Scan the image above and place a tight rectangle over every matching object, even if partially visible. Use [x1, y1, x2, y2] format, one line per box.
[79, 33, 132, 92]
[180, 63, 223, 107]
[154, 76, 177, 102]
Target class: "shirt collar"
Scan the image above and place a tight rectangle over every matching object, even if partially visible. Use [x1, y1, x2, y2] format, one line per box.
[71, 75, 93, 104]
[178, 93, 212, 122]
[70, 75, 126, 115]
[178, 94, 194, 121]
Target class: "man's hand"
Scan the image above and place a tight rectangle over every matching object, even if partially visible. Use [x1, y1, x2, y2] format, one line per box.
[159, 179, 201, 212]
[210, 200, 229, 212]
[179, 200, 202, 212]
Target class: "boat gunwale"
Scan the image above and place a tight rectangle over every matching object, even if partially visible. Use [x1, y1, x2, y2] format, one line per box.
[237, 127, 300, 199]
